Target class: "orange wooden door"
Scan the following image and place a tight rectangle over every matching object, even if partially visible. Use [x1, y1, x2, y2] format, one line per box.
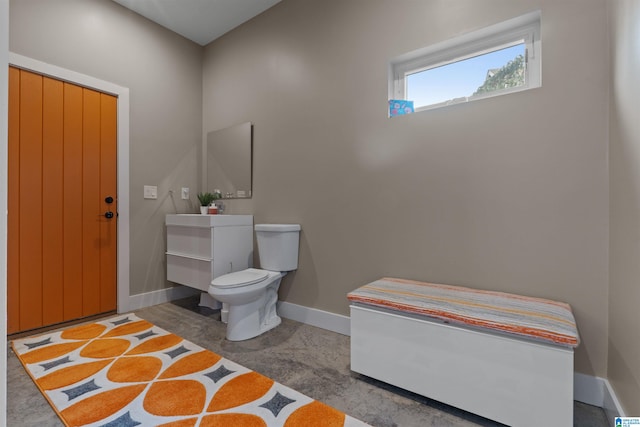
[8, 66, 117, 334]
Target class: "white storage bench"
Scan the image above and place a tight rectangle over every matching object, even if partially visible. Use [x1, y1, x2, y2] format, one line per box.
[347, 278, 580, 427]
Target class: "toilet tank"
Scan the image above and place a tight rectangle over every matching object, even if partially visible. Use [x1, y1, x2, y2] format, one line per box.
[255, 224, 301, 271]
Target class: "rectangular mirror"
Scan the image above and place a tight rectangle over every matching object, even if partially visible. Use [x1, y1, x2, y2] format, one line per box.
[206, 122, 252, 198]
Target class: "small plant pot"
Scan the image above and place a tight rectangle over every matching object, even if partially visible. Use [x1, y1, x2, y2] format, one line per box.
[200, 206, 208, 215]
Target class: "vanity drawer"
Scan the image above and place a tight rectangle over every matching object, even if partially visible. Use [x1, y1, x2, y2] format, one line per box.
[167, 225, 212, 259]
[166, 253, 212, 291]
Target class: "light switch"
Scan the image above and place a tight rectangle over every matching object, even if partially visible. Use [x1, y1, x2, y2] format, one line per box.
[144, 185, 158, 199]
[181, 187, 190, 200]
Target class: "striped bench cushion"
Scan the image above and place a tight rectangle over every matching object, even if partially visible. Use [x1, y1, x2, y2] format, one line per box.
[347, 277, 579, 348]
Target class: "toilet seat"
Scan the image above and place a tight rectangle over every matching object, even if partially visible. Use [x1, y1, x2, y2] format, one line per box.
[212, 269, 269, 289]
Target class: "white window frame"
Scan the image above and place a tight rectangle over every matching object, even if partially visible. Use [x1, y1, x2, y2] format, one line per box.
[389, 10, 541, 113]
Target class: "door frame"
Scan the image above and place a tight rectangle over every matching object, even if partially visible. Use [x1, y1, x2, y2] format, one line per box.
[1, 2, 9, 423]
[8, 53, 131, 314]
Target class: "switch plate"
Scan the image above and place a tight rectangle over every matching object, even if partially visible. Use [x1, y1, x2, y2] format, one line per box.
[181, 187, 190, 200]
[143, 185, 158, 199]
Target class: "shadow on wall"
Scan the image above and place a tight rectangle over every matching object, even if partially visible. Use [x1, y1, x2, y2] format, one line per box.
[277, 231, 317, 304]
[606, 339, 635, 417]
[609, 93, 640, 415]
[132, 143, 200, 295]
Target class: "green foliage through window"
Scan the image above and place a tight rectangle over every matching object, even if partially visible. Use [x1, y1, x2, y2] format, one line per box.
[474, 54, 525, 95]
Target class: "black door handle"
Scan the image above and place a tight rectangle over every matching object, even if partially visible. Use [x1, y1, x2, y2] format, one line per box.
[104, 211, 114, 219]
[105, 196, 114, 204]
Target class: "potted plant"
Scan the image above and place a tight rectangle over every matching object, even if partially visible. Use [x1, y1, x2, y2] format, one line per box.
[197, 192, 215, 214]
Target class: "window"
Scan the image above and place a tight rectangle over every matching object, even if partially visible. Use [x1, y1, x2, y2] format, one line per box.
[389, 11, 541, 114]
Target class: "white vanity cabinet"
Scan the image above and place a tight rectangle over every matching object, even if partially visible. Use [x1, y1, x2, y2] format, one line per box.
[166, 214, 253, 291]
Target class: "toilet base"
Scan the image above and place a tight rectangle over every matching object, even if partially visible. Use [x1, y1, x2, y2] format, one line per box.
[224, 277, 283, 341]
[221, 303, 229, 323]
[261, 314, 282, 334]
[198, 292, 222, 310]
[226, 309, 281, 341]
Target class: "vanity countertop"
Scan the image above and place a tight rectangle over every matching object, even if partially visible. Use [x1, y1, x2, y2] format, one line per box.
[166, 214, 253, 228]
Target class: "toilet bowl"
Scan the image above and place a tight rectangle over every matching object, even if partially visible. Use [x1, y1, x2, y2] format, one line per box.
[210, 268, 283, 341]
[208, 224, 300, 341]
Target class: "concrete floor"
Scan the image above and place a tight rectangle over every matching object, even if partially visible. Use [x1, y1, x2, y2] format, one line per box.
[7, 296, 610, 426]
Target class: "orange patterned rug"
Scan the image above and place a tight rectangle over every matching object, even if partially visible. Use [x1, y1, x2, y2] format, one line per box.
[11, 314, 370, 427]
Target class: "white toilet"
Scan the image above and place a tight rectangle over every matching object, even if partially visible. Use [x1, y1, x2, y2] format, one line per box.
[208, 224, 301, 341]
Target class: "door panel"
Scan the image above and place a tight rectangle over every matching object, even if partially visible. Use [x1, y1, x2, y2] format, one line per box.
[18, 70, 43, 331]
[62, 82, 84, 321]
[42, 76, 64, 326]
[100, 94, 118, 313]
[82, 89, 101, 316]
[8, 67, 118, 334]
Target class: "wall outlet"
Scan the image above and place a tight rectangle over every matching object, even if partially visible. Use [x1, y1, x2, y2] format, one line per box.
[143, 185, 158, 199]
[181, 187, 190, 200]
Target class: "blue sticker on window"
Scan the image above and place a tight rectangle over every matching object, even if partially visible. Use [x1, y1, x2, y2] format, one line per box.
[389, 100, 414, 117]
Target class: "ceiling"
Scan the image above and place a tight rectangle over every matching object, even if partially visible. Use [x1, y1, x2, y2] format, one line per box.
[112, 0, 282, 46]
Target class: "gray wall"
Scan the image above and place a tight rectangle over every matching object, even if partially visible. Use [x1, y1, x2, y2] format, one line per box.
[609, 0, 640, 415]
[203, 0, 609, 377]
[9, 0, 203, 296]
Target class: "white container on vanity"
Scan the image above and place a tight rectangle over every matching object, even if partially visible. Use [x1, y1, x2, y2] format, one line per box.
[165, 214, 253, 310]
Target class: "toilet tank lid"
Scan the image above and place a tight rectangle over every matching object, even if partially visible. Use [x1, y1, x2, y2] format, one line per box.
[255, 224, 301, 232]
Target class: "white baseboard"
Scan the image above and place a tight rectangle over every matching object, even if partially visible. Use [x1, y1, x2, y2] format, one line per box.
[123, 285, 200, 312]
[574, 373, 625, 416]
[603, 377, 627, 419]
[574, 372, 605, 407]
[277, 301, 351, 336]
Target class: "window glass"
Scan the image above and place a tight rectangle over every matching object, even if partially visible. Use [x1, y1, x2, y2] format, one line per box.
[406, 43, 526, 108]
